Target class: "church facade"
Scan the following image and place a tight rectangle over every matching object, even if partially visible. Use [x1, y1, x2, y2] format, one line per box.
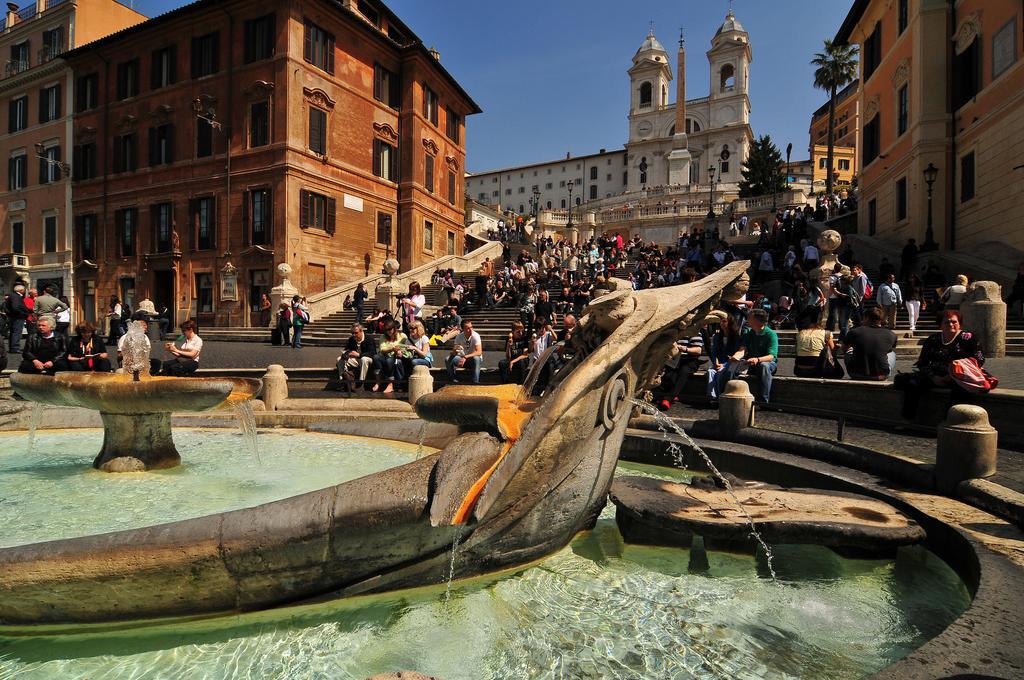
[468, 10, 755, 215]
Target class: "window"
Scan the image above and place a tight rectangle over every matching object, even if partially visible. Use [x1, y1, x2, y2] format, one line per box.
[43, 215, 57, 253]
[721, 161, 730, 174]
[374, 63, 400, 109]
[113, 134, 136, 172]
[73, 143, 97, 180]
[575, 178, 582, 185]
[299, 190, 336, 233]
[250, 101, 269, 147]
[720, 64, 735, 91]
[819, 157, 827, 169]
[376, 211, 392, 245]
[77, 214, 95, 260]
[953, 38, 981, 110]
[445, 106, 460, 143]
[247, 188, 272, 245]
[195, 273, 213, 313]
[357, 0, 380, 27]
[11, 221, 23, 254]
[8, 96, 27, 132]
[75, 74, 98, 112]
[895, 177, 907, 221]
[897, 84, 908, 136]
[244, 14, 275, 63]
[862, 115, 880, 166]
[606, 173, 612, 181]
[38, 145, 60, 184]
[8, 154, 26, 190]
[546, 201, 551, 209]
[10, 41, 28, 74]
[992, 18, 1017, 79]
[448, 170, 456, 205]
[152, 202, 172, 252]
[39, 84, 61, 123]
[197, 118, 214, 158]
[41, 27, 63, 62]
[863, 22, 882, 80]
[447, 231, 455, 255]
[303, 20, 334, 74]
[308, 107, 327, 155]
[622, 171, 627, 185]
[559, 180, 565, 188]
[149, 124, 174, 166]
[868, 199, 877, 236]
[898, 0, 908, 35]
[422, 84, 438, 125]
[373, 138, 396, 181]
[505, 189, 511, 195]
[639, 82, 652, 107]
[518, 186, 525, 194]
[560, 199, 566, 209]
[423, 220, 433, 251]
[116, 59, 139, 100]
[191, 32, 220, 78]
[589, 185, 597, 200]
[838, 159, 851, 170]
[191, 197, 216, 250]
[590, 166, 598, 180]
[150, 46, 176, 90]
[424, 153, 434, 192]
[961, 151, 976, 202]
[117, 208, 136, 256]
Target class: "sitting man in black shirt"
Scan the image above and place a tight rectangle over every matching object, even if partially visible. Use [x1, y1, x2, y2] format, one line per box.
[532, 290, 556, 331]
[19, 316, 68, 375]
[843, 307, 898, 381]
[337, 323, 377, 385]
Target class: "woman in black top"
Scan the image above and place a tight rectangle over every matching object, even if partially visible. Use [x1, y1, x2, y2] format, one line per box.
[65, 321, 112, 372]
[898, 311, 985, 418]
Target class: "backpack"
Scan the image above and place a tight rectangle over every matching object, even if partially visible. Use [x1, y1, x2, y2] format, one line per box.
[293, 306, 309, 326]
[863, 277, 874, 299]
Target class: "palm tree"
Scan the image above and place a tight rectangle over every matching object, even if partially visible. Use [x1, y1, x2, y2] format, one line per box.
[812, 39, 859, 196]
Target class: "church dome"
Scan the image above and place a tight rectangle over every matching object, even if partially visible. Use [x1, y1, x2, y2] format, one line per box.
[714, 9, 746, 36]
[633, 31, 668, 63]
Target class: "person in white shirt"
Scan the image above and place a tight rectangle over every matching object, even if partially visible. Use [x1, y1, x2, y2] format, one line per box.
[445, 320, 483, 384]
[162, 320, 203, 376]
[803, 242, 820, 269]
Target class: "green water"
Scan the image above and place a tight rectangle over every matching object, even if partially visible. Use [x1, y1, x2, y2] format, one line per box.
[0, 436, 970, 679]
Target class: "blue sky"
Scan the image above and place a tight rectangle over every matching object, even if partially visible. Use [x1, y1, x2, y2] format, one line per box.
[135, 0, 852, 173]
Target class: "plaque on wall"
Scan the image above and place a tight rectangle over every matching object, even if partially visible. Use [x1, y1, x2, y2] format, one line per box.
[343, 194, 364, 212]
[992, 18, 1017, 79]
[219, 262, 238, 301]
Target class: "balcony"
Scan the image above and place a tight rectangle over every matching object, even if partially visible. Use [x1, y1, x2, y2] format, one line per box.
[0, 253, 30, 269]
[4, 59, 29, 77]
[38, 42, 64, 64]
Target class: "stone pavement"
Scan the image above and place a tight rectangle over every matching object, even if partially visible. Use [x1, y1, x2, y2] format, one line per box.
[193, 339, 1024, 389]
[668, 402, 1024, 495]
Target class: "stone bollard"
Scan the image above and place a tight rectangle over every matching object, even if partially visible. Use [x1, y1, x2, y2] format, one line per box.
[718, 379, 755, 441]
[261, 364, 288, 411]
[935, 405, 998, 494]
[407, 364, 434, 406]
[961, 281, 1006, 358]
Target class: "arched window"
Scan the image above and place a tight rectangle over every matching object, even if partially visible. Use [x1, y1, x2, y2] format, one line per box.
[575, 197, 581, 206]
[519, 204, 524, 213]
[560, 199, 566, 209]
[720, 64, 735, 92]
[685, 119, 701, 134]
[546, 201, 551, 209]
[638, 82, 652, 108]
[668, 124, 676, 136]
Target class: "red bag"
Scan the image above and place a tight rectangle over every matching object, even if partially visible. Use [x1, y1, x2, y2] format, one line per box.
[949, 358, 998, 393]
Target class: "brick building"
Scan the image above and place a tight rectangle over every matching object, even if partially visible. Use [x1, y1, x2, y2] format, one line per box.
[64, 0, 478, 329]
[836, 0, 1023, 251]
[0, 0, 144, 309]
[808, 78, 859, 188]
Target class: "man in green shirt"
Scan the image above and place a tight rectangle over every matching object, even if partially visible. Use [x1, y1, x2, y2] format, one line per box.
[716, 308, 779, 403]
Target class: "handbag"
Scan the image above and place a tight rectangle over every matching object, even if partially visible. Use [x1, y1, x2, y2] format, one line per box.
[949, 358, 998, 393]
[816, 336, 844, 379]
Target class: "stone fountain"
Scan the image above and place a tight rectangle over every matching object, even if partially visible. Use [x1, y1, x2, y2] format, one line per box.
[0, 263, 749, 624]
[10, 321, 261, 473]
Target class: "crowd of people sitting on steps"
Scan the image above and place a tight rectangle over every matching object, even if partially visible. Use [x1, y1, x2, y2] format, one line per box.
[0, 287, 202, 377]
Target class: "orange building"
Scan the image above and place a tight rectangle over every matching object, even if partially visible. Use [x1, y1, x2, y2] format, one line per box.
[809, 78, 859, 187]
[64, 0, 479, 329]
[0, 0, 144, 309]
[836, 0, 1024, 252]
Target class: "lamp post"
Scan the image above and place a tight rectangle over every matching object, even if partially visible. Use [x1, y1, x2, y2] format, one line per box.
[34, 142, 71, 179]
[922, 162, 939, 252]
[707, 165, 717, 221]
[566, 182, 574, 230]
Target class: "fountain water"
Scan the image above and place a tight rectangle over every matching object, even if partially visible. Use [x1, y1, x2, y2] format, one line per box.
[232, 401, 261, 465]
[121, 321, 151, 379]
[24, 403, 42, 458]
[632, 399, 778, 580]
[415, 421, 427, 458]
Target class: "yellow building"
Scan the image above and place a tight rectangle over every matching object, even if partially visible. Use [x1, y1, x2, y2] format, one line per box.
[836, 0, 1024, 254]
[808, 78, 859, 188]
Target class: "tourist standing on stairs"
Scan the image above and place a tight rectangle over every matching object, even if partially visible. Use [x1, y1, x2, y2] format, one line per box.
[904, 274, 924, 333]
[899, 238, 918, 282]
[354, 282, 368, 323]
[5, 284, 30, 353]
[291, 295, 309, 349]
[1006, 263, 1024, 318]
[877, 274, 903, 330]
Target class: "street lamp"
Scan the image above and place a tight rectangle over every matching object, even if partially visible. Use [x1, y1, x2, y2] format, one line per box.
[707, 165, 717, 220]
[34, 142, 70, 179]
[922, 162, 939, 251]
[566, 182, 574, 229]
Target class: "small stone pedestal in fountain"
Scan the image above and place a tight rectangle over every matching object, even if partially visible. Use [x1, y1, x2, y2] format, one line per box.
[935, 405, 998, 494]
[719, 379, 755, 441]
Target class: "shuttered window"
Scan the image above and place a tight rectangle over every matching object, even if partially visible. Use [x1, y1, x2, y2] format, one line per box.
[308, 107, 327, 155]
[303, 20, 334, 74]
[148, 124, 174, 166]
[243, 14, 275, 63]
[299, 189, 335, 234]
[191, 32, 220, 78]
